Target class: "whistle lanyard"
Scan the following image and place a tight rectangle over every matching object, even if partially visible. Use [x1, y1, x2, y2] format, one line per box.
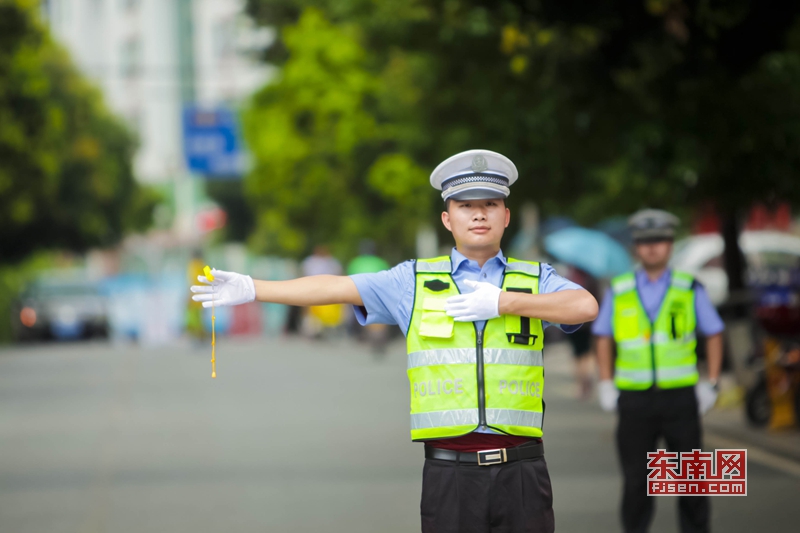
[211, 301, 217, 378]
[204, 266, 217, 379]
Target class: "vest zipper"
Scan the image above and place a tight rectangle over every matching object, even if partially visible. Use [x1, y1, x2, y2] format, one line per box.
[476, 327, 487, 428]
[649, 319, 657, 388]
[633, 282, 658, 389]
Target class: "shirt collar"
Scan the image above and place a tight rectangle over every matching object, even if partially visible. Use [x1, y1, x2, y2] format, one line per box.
[636, 268, 672, 285]
[450, 247, 507, 273]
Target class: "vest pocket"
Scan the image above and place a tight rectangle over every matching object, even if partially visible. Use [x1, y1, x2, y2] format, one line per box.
[505, 314, 537, 345]
[419, 297, 454, 338]
[616, 307, 639, 340]
[669, 302, 687, 339]
[505, 288, 536, 345]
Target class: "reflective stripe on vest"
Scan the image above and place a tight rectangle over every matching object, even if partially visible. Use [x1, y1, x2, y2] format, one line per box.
[415, 259, 451, 273]
[407, 348, 543, 369]
[504, 262, 540, 277]
[406, 256, 545, 441]
[409, 408, 544, 430]
[611, 271, 699, 390]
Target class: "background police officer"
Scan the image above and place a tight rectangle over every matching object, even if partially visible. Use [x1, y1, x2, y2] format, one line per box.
[593, 209, 725, 533]
[191, 149, 598, 533]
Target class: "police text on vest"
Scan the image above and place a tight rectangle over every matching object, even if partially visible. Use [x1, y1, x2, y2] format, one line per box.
[413, 379, 464, 397]
[498, 380, 541, 398]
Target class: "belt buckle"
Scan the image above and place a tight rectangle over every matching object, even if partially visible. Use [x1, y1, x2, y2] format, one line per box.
[477, 448, 507, 466]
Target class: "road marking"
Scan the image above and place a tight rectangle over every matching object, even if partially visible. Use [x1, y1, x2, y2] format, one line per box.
[705, 432, 800, 479]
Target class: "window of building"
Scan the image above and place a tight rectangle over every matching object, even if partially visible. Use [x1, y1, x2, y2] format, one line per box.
[120, 38, 142, 78]
[213, 18, 237, 61]
[121, 0, 140, 12]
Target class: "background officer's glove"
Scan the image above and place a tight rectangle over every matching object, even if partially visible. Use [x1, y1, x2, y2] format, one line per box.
[444, 279, 501, 322]
[598, 380, 619, 412]
[190, 268, 256, 308]
[695, 381, 718, 415]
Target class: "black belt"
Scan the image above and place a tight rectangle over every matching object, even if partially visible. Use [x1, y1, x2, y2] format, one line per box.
[424, 441, 544, 466]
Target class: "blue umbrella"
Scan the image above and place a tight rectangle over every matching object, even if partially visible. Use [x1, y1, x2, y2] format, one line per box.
[540, 216, 578, 236]
[544, 227, 632, 278]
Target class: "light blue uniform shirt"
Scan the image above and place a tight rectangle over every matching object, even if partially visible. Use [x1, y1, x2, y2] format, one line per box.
[350, 248, 585, 335]
[591, 269, 725, 337]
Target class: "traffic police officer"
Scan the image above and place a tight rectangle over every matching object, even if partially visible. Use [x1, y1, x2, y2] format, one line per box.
[593, 209, 725, 533]
[191, 149, 598, 533]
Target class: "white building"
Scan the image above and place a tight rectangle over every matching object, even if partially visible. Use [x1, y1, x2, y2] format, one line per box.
[42, 0, 273, 185]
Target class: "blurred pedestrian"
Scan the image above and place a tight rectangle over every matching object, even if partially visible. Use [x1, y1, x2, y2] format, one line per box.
[564, 266, 599, 400]
[299, 245, 344, 337]
[346, 240, 391, 355]
[593, 209, 725, 533]
[185, 250, 206, 343]
[191, 149, 598, 533]
[346, 240, 390, 275]
[301, 244, 343, 277]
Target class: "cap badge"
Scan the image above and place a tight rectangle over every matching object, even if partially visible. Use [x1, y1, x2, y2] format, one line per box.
[471, 155, 488, 172]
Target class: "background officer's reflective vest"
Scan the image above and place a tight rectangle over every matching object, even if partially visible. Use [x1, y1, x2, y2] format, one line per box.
[406, 256, 545, 441]
[611, 271, 699, 390]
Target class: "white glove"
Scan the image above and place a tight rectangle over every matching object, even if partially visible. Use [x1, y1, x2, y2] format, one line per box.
[190, 268, 256, 308]
[444, 279, 501, 322]
[598, 380, 619, 412]
[695, 381, 718, 415]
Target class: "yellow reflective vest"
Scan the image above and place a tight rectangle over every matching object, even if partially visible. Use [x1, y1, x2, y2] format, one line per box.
[406, 256, 545, 441]
[611, 271, 699, 390]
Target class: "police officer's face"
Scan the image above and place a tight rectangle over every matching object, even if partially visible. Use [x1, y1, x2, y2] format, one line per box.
[441, 198, 510, 250]
[635, 240, 673, 269]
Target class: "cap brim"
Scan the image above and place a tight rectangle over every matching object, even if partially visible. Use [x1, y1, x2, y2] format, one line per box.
[632, 229, 675, 242]
[443, 184, 509, 201]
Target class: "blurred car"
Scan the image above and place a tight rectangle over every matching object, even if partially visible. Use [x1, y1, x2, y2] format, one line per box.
[12, 280, 110, 341]
[670, 230, 800, 306]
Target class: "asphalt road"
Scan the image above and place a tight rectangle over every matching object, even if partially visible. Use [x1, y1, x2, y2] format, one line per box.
[1, 336, 799, 532]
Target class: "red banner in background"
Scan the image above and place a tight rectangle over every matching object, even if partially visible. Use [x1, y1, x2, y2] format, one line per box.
[692, 202, 792, 234]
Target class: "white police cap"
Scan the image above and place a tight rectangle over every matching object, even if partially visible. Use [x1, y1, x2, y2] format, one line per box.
[629, 209, 680, 242]
[430, 149, 518, 201]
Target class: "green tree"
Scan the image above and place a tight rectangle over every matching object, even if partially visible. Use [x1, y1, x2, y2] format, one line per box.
[245, 0, 800, 289]
[242, 8, 430, 262]
[0, 0, 156, 263]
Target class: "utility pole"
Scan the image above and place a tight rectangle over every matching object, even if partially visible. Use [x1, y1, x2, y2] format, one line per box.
[175, 0, 198, 241]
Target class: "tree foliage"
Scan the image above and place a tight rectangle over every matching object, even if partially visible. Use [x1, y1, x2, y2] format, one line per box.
[0, 0, 156, 263]
[243, 0, 800, 261]
[242, 9, 430, 261]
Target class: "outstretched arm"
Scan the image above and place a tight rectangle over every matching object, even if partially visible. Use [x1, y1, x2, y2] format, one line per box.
[254, 276, 363, 306]
[191, 269, 362, 308]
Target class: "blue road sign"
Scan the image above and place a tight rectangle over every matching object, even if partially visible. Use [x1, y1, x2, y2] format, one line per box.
[182, 106, 244, 177]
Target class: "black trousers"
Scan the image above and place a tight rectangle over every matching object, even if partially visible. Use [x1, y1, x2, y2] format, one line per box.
[420, 454, 554, 533]
[617, 386, 710, 533]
